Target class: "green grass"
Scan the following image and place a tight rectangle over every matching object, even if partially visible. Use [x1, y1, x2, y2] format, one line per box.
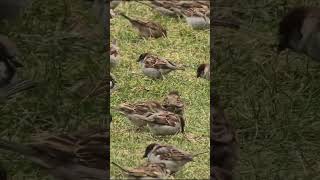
[214, 0, 320, 179]
[110, 2, 210, 179]
[0, 0, 106, 179]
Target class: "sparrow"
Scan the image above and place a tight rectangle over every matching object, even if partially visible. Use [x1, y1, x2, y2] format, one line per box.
[211, 90, 238, 177]
[110, 39, 120, 68]
[143, 110, 185, 136]
[112, 162, 171, 179]
[137, 53, 185, 79]
[196, 63, 210, 80]
[119, 13, 167, 38]
[138, 1, 210, 29]
[0, 35, 35, 100]
[162, 91, 184, 116]
[278, 7, 320, 61]
[117, 101, 164, 128]
[0, 128, 108, 180]
[143, 143, 207, 174]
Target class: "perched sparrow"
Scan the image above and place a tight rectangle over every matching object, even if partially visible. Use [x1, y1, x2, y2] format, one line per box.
[110, 39, 120, 68]
[278, 7, 320, 61]
[112, 162, 171, 179]
[119, 13, 167, 38]
[162, 91, 184, 115]
[117, 101, 164, 128]
[144, 110, 185, 136]
[196, 63, 210, 80]
[0, 128, 108, 180]
[211, 90, 238, 178]
[0, 35, 34, 99]
[143, 143, 207, 174]
[137, 53, 185, 79]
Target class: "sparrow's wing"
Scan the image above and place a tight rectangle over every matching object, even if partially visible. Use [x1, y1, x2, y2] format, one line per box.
[155, 146, 193, 161]
[147, 112, 179, 126]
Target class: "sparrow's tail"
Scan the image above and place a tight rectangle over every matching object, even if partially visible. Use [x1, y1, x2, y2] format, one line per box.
[119, 12, 134, 22]
[174, 65, 185, 70]
[111, 162, 131, 173]
[193, 151, 209, 157]
[6, 80, 35, 98]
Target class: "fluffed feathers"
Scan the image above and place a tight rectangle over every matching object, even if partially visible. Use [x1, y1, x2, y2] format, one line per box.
[119, 12, 167, 38]
[162, 91, 184, 115]
[143, 143, 206, 174]
[117, 101, 164, 128]
[137, 53, 184, 79]
[144, 110, 185, 136]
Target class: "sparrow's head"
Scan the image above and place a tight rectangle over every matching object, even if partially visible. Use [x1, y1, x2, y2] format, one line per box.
[143, 143, 159, 158]
[137, 53, 149, 62]
[197, 64, 207, 77]
[163, 91, 184, 114]
[278, 7, 309, 53]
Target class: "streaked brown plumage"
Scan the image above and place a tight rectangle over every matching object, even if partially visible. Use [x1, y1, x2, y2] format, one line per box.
[119, 13, 167, 38]
[162, 91, 184, 115]
[143, 143, 207, 174]
[137, 53, 184, 79]
[118, 101, 164, 128]
[112, 162, 171, 179]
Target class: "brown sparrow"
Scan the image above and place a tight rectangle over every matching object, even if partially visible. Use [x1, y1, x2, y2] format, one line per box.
[162, 91, 184, 116]
[278, 7, 320, 61]
[144, 110, 185, 136]
[112, 162, 171, 179]
[119, 13, 167, 38]
[196, 63, 210, 80]
[143, 143, 207, 174]
[137, 53, 185, 79]
[117, 101, 164, 128]
[139, 1, 210, 29]
[0, 128, 108, 180]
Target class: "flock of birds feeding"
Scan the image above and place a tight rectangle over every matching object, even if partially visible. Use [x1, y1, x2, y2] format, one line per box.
[0, 0, 318, 179]
[110, 0, 210, 179]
